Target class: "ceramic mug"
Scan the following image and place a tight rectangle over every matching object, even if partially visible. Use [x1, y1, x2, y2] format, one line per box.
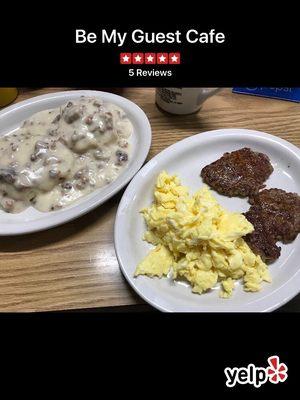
[156, 87, 219, 115]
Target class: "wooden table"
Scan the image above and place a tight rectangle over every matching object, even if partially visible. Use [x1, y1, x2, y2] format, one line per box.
[1, 88, 300, 312]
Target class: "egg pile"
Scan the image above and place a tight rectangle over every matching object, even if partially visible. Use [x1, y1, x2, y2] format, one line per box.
[135, 171, 271, 298]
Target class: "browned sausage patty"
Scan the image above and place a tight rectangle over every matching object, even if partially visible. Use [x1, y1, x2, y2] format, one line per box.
[248, 189, 300, 242]
[201, 148, 273, 197]
[244, 189, 300, 262]
[244, 206, 281, 262]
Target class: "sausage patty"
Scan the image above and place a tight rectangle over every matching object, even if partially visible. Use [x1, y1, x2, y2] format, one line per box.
[201, 148, 273, 197]
[248, 188, 300, 242]
[244, 189, 300, 262]
[244, 205, 281, 262]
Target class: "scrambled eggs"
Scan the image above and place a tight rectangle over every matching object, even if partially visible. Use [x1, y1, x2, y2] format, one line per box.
[135, 171, 271, 298]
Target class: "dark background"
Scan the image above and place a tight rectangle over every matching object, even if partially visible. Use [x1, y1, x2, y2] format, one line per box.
[1, 7, 299, 86]
[1, 313, 297, 395]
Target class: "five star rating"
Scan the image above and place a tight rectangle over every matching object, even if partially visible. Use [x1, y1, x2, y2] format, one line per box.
[120, 52, 180, 65]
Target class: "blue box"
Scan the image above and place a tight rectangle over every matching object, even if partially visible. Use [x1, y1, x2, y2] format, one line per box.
[232, 87, 300, 103]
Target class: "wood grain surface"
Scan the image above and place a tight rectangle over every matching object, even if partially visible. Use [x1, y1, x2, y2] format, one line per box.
[0, 87, 300, 312]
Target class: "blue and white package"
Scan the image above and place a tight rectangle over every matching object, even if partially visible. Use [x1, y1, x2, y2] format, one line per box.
[232, 88, 300, 103]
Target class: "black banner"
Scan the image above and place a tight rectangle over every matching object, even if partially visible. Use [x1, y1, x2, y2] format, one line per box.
[1, 9, 299, 86]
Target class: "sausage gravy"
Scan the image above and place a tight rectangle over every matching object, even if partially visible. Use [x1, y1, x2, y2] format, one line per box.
[0, 96, 133, 213]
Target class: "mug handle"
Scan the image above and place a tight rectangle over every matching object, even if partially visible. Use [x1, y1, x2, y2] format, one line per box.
[196, 88, 220, 106]
[202, 87, 220, 98]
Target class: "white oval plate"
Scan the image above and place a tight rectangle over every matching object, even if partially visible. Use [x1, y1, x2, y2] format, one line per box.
[0, 90, 151, 235]
[115, 129, 300, 312]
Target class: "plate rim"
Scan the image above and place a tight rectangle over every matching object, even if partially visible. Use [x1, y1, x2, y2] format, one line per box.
[0, 90, 152, 235]
[114, 128, 300, 312]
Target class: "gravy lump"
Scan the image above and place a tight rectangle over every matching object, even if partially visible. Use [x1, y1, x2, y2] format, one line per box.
[0, 96, 133, 213]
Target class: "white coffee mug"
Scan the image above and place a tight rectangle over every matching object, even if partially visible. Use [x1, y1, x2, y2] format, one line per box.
[155, 87, 219, 115]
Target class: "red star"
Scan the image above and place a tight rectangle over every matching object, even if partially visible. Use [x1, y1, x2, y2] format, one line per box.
[132, 53, 144, 64]
[169, 52, 181, 64]
[145, 53, 156, 64]
[120, 53, 131, 64]
[157, 53, 168, 64]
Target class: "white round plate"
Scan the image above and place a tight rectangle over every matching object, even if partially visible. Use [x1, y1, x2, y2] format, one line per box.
[0, 90, 151, 235]
[115, 129, 300, 312]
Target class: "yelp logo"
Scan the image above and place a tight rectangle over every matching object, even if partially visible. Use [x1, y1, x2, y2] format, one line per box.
[224, 355, 288, 388]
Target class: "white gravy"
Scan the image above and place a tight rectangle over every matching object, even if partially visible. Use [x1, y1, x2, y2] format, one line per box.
[0, 96, 133, 213]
